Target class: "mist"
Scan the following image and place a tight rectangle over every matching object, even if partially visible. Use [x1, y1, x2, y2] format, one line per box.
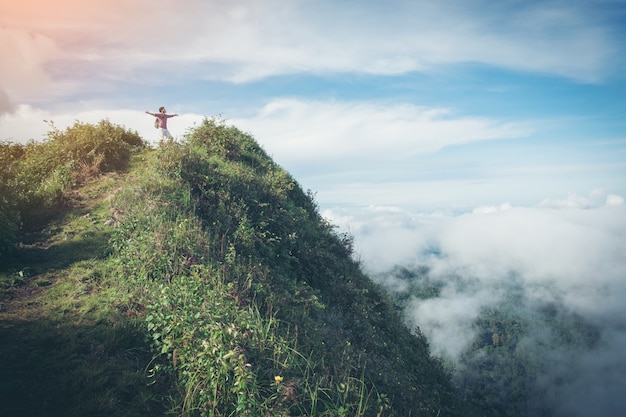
[325, 192, 626, 417]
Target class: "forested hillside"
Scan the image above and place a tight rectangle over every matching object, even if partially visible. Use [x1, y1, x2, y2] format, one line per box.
[373, 265, 603, 417]
[0, 119, 473, 416]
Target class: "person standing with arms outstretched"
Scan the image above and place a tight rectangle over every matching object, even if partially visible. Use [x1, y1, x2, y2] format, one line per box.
[146, 106, 179, 142]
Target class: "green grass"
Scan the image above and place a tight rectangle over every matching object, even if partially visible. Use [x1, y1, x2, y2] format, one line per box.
[0, 169, 167, 417]
[0, 119, 474, 417]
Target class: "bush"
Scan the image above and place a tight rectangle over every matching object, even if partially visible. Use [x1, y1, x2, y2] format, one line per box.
[7, 120, 146, 231]
[45, 119, 145, 173]
[0, 142, 23, 258]
[0, 193, 19, 259]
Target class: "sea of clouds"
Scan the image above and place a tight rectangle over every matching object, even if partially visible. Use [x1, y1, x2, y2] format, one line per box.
[324, 191, 626, 417]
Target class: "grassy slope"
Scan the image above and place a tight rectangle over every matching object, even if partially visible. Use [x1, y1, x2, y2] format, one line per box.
[0, 119, 472, 417]
[0, 168, 167, 417]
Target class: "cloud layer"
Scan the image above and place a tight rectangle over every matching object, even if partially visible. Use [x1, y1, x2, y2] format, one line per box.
[1, 0, 620, 112]
[326, 193, 626, 416]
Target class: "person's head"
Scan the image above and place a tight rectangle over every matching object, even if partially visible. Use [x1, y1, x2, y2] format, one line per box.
[159, 106, 166, 113]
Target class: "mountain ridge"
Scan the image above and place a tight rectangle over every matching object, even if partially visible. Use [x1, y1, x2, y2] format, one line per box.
[0, 118, 472, 416]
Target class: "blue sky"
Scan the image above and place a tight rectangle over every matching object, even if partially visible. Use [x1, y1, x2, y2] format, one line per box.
[2, 0, 625, 214]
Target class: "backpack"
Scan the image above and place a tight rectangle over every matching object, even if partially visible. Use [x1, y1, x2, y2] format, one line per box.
[154, 117, 160, 129]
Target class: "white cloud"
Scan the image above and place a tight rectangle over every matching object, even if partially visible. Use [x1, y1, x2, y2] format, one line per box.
[540, 191, 626, 209]
[323, 205, 435, 271]
[333, 193, 626, 345]
[606, 194, 625, 206]
[539, 192, 594, 209]
[429, 205, 626, 297]
[331, 193, 626, 416]
[1, 0, 621, 108]
[0, 105, 52, 142]
[406, 292, 492, 359]
[0, 25, 58, 105]
[234, 98, 531, 164]
[472, 202, 513, 214]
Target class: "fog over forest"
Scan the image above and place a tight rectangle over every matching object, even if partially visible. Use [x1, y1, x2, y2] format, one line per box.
[325, 192, 626, 417]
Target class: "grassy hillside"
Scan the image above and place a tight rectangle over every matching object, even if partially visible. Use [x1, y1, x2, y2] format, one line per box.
[1, 119, 471, 416]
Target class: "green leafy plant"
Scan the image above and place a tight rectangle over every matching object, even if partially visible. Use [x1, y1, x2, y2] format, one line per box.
[0, 120, 146, 236]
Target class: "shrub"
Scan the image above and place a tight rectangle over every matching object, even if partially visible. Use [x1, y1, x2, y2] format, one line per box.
[0, 193, 19, 259]
[6, 120, 146, 231]
[46, 119, 146, 172]
[0, 142, 23, 258]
